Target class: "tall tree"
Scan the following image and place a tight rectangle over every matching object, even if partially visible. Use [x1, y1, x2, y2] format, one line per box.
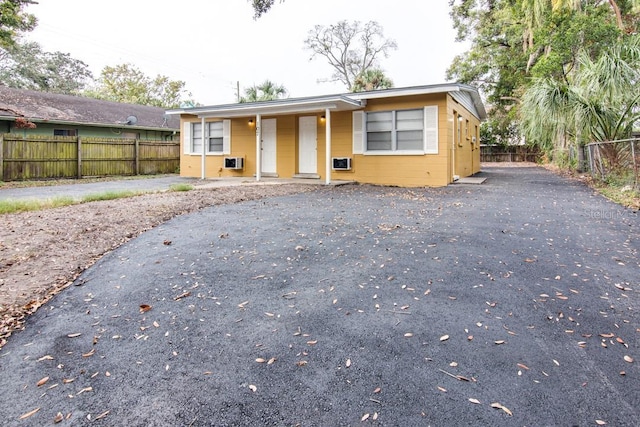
[447, 0, 635, 145]
[85, 63, 194, 108]
[239, 79, 287, 102]
[521, 35, 640, 153]
[351, 68, 394, 92]
[249, 0, 281, 19]
[0, 40, 93, 94]
[304, 20, 397, 90]
[0, 0, 36, 48]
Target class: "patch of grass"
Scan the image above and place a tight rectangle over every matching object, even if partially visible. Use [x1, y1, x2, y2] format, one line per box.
[169, 183, 193, 192]
[81, 190, 140, 203]
[0, 196, 76, 214]
[0, 190, 147, 214]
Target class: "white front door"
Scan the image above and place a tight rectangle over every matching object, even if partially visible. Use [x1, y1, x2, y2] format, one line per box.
[261, 118, 277, 174]
[298, 116, 317, 174]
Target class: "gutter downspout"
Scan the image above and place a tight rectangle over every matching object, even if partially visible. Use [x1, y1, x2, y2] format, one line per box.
[201, 117, 206, 179]
[255, 114, 262, 182]
[325, 108, 331, 185]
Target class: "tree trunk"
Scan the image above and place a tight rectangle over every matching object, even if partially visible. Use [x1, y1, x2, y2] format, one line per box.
[608, 0, 624, 30]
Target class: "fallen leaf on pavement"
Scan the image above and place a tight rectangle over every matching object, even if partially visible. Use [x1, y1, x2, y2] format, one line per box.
[361, 413, 370, 421]
[491, 402, 513, 416]
[67, 333, 81, 338]
[94, 411, 109, 420]
[440, 335, 449, 341]
[249, 384, 257, 392]
[54, 412, 64, 423]
[624, 355, 633, 363]
[19, 408, 40, 419]
[139, 304, 152, 313]
[469, 398, 481, 404]
[36, 377, 49, 387]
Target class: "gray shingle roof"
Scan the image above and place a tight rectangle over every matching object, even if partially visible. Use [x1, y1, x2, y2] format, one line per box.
[0, 85, 179, 130]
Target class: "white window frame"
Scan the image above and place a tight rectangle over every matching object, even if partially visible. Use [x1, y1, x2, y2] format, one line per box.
[183, 120, 231, 155]
[360, 107, 438, 155]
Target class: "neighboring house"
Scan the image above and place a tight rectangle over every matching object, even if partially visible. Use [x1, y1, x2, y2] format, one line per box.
[166, 83, 486, 187]
[0, 85, 179, 140]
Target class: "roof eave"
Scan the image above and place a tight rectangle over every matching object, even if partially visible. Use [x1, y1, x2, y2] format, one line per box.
[166, 96, 363, 118]
[0, 115, 179, 132]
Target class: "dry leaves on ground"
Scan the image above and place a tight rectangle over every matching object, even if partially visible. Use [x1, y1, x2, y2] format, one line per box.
[0, 184, 315, 348]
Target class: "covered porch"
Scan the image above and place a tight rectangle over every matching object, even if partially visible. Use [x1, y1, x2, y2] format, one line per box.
[178, 95, 364, 185]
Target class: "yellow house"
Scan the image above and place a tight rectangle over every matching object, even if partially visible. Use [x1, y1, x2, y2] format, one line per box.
[166, 84, 486, 187]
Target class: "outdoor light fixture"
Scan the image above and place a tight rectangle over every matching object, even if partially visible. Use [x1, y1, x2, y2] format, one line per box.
[248, 119, 254, 125]
[320, 115, 326, 121]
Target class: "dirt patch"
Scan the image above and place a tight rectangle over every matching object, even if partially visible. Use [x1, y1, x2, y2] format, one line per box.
[0, 184, 316, 347]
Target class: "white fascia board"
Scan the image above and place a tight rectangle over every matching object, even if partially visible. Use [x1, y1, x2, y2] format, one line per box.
[347, 83, 487, 121]
[166, 96, 363, 119]
[347, 84, 462, 100]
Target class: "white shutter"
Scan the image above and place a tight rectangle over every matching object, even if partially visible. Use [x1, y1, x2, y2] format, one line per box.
[424, 106, 438, 154]
[222, 119, 231, 155]
[183, 121, 191, 154]
[352, 111, 365, 154]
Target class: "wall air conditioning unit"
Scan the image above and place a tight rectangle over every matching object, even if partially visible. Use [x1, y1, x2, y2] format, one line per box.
[332, 157, 351, 171]
[224, 157, 244, 170]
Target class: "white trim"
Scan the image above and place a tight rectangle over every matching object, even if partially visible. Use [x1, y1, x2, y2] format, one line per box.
[352, 111, 364, 154]
[362, 150, 426, 156]
[222, 119, 231, 154]
[325, 109, 331, 185]
[255, 114, 262, 181]
[182, 121, 191, 154]
[424, 106, 439, 154]
[200, 117, 206, 179]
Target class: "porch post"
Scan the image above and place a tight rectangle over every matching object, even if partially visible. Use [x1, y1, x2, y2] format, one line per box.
[200, 117, 206, 179]
[325, 108, 331, 185]
[255, 114, 262, 182]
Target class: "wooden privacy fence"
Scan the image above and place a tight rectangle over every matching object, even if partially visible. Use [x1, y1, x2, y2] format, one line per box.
[0, 134, 180, 181]
[586, 138, 639, 188]
[480, 145, 541, 163]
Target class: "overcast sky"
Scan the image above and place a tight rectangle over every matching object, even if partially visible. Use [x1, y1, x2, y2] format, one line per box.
[24, 0, 468, 106]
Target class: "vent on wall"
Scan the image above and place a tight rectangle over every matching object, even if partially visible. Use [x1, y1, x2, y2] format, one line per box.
[332, 157, 351, 170]
[224, 157, 244, 170]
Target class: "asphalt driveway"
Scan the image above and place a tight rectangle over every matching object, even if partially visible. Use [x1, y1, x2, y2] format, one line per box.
[0, 166, 638, 426]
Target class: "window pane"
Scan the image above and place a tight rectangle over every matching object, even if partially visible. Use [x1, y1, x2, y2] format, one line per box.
[397, 109, 423, 120]
[192, 123, 202, 152]
[367, 131, 392, 150]
[396, 109, 423, 130]
[208, 121, 223, 137]
[397, 130, 423, 150]
[208, 137, 223, 152]
[367, 111, 392, 132]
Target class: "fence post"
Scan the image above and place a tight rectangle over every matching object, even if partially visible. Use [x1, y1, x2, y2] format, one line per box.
[77, 136, 82, 179]
[0, 134, 4, 182]
[631, 139, 638, 189]
[135, 139, 140, 175]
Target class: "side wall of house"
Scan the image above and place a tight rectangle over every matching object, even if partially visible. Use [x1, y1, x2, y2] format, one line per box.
[1, 121, 177, 140]
[447, 95, 482, 179]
